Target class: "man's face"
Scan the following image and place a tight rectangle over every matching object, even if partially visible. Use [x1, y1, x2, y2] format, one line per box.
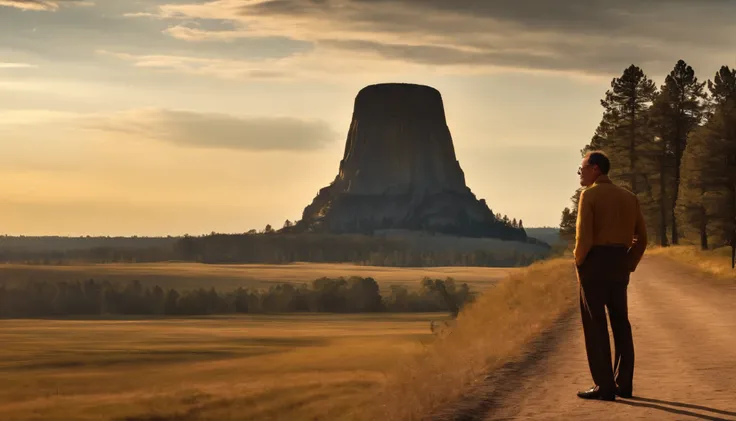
[578, 157, 599, 187]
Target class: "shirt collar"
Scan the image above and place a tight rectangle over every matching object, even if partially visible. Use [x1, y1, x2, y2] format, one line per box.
[593, 174, 612, 185]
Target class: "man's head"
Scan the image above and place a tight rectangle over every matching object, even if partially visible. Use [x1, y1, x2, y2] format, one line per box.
[578, 151, 610, 187]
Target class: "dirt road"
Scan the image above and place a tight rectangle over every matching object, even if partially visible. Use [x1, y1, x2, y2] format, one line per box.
[439, 255, 736, 421]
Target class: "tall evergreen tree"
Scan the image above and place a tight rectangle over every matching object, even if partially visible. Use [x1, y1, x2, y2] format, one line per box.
[584, 65, 659, 242]
[600, 65, 658, 197]
[677, 66, 736, 248]
[677, 124, 715, 249]
[583, 112, 616, 155]
[708, 66, 736, 109]
[708, 69, 736, 247]
[650, 60, 707, 245]
[646, 131, 672, 246]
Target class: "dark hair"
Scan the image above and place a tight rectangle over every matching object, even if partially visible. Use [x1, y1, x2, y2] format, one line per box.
[587, 151, 610, 174]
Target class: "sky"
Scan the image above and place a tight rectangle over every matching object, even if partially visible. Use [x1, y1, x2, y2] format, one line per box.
[1, 0, 735, 237]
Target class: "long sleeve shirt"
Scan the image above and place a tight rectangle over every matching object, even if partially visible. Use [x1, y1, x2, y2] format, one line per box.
[573, 175, 648, 271]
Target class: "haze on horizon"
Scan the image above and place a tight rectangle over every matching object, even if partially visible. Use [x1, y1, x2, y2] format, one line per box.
[1, 0, 734, 237]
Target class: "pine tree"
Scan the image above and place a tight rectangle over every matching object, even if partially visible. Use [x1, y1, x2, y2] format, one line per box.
[708, 66, 736, 248]
[677, 66, 736, 248]
[677, 124, 714, 249]
[648, 130, 673, 246]
[600, 65, 658, 196]
[560, 208, 576, 243]
[707, 66, 736, 110]
[650, 60, 707, 245]
[559, 188, 583, 243]
[586, 65, 660, 243]
[687, 108, 736, 246]
[583, 107, 618, 156]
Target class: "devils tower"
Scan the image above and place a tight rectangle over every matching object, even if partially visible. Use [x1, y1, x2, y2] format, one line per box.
[293, 83, 527, 241]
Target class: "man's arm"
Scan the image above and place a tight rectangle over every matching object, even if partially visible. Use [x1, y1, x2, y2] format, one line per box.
[574, 189, 594, 267]
[627, 197, 648, 272]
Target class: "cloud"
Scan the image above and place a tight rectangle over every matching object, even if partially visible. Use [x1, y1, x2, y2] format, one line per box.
[97, 47, 430, 82]
[0, 0, 93, 11]
[1, 108, 339, 151]
[121, 12, 159, 18]
[0, 62, 37, 68]
[163, 24, 250, 42]
[97, 50, 290, 80]
[79, 108, 339, 151]
[134, 0, 736, 78]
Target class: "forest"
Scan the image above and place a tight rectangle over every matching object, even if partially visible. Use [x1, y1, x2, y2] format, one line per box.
[0, 232, 549, 267]
[0, 276, 475, 318]
[560, 61, 736, 250]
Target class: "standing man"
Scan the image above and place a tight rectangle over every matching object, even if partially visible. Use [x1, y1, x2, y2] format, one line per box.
[574, 151, 647, 401]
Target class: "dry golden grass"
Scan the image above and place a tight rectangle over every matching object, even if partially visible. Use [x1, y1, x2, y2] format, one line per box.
[0, 313, 448, 421]
[0, 259, 579, 421]
[0, 262, 515, 292]
[648, 245, 736, 284]
[367, 257, 579, 421]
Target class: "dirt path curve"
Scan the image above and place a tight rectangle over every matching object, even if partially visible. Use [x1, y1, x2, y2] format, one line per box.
[438, 255, 736, 421]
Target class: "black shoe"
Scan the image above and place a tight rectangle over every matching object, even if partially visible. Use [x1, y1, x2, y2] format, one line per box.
[577, 386, 615, 401]
[615, 386, 632, 398]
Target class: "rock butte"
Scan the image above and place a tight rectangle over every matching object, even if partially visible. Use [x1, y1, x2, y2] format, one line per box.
[293, 83, 528, 241]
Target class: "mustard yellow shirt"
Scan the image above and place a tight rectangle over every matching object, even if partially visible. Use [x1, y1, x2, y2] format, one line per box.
[574, 175, 648, 271]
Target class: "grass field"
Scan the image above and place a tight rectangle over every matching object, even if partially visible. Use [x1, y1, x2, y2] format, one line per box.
[0, 262, 515, 292]
[0, 313, 449, 421]
[0, 258, 579, 421]
[648, 245, 736, 284]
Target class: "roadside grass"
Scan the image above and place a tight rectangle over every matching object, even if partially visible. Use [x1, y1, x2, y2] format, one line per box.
[368, 257, 579, 421]
[648, 245, 736, 285]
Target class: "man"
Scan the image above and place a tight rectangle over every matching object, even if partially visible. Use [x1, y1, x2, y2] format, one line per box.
[574, 151, 647, 401]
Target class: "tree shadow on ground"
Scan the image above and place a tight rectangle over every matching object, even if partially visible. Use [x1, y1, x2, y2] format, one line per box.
[616, 396, 736, 421]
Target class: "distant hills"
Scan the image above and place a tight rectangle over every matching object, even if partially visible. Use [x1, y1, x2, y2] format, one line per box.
[523, 227, 564, 246]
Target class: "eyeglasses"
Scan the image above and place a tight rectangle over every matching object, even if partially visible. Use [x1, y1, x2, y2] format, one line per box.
[578, 164, 597, 175]
[577, 164, 592, 175]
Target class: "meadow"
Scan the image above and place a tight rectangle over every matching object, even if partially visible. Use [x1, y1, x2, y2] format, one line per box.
[0, 262, 515, 292]
[0, 257, 580, 421]
[0, 313, 448, 421]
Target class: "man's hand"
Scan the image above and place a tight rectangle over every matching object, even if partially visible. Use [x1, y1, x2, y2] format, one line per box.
[626, 238, 637, 272]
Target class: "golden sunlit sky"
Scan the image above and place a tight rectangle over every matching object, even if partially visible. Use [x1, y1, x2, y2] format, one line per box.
[1, 0, 734, 236]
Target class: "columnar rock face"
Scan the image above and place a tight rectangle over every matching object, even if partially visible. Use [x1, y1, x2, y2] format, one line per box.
[294, 83, 526, 240]
[338, 83, 468, 196]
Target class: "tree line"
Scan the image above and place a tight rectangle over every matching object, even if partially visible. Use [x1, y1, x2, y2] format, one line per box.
[172, 233, 547, 267]
[0, 235, 176, 251]
[560, 61, 736, 250]
[0, 276, 476, 318]
[1, 233, 548, 267]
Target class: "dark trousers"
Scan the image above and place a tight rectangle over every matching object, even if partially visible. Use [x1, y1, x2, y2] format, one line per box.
[577, 245, 635, 394]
